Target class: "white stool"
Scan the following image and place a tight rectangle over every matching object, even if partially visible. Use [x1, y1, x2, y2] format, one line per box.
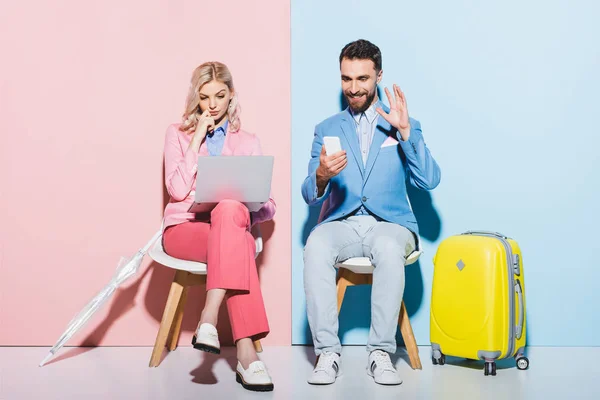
[148, 224, 264, 367]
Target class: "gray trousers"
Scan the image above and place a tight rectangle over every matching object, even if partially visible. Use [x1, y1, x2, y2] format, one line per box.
[303, 215, 415, 355]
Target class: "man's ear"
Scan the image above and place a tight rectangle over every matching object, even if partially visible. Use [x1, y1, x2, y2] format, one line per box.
[376, 69, 383, 84]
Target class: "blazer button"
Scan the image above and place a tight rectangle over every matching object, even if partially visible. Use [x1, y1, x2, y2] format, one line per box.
[362, 196, 367, 202]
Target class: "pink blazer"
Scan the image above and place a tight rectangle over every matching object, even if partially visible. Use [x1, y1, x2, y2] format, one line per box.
[162, 123, 276, 231]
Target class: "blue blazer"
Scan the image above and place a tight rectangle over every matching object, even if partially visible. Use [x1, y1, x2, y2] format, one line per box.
[301, 101, 441, 239]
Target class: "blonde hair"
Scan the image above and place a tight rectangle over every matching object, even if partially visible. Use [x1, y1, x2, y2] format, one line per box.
[179, 61, 241, 133]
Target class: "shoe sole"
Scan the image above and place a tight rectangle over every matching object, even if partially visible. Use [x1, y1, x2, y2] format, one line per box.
[236, 372, 274, 392]
[307, 380, 335, 385]
[373, 380, 403, 386]
[191, 335, 220, 355]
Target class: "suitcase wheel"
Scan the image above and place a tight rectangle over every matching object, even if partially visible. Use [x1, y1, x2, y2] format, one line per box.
[516, 356, 529, 370]
[432, 353, 445, 366]
[484, 362, 497, 376]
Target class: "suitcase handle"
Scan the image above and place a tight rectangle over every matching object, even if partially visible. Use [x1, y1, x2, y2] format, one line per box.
[463, 230, 508, 239]
[515, 279, 524, 340]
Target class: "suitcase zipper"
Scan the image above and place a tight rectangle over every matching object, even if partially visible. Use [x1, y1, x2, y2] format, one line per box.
[462, 231, 516, 358]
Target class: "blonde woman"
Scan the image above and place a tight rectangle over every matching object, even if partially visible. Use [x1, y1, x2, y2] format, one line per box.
[162, 62, 275, 392]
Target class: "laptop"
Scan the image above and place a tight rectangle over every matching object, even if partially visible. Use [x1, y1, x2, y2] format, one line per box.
[188, 156, 274, 213]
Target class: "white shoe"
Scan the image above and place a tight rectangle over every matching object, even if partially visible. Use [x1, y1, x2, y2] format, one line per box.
[236, 361, 274, 392]
[367, 350, 402, 385]
[191, 323, 220, 354]
[307, 351, 341, 385]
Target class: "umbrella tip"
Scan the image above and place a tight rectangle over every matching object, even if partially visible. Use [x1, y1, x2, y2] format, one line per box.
[39, 352, 53, 367]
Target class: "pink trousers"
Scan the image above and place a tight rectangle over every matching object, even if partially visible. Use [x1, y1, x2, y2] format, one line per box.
[163, 200, 269, 342]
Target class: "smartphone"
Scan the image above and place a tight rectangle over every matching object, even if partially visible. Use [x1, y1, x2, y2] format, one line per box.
[323, 136, 342, 156]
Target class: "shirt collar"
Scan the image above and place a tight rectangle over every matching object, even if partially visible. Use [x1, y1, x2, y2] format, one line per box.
[350, 100, 379, 125]
[210, 120, 228, 137]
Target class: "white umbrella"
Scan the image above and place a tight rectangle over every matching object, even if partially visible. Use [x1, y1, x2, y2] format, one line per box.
[39, 229, 162, 367]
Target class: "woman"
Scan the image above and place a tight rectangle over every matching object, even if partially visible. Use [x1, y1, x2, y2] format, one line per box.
[162, 62, 276, 392]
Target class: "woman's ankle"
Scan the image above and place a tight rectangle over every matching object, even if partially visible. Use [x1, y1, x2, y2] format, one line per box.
[200, 288, 226, 327]
[199, 310, 218, 327]
[236, 338, 259, 369]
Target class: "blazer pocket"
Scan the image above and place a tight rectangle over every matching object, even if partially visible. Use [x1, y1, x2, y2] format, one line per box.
[379, 145, 399, 155]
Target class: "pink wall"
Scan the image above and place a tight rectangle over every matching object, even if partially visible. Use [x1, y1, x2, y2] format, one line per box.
[0, 0, 291, 347]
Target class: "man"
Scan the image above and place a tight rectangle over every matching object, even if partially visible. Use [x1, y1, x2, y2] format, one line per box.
[301, 39, 441, 386]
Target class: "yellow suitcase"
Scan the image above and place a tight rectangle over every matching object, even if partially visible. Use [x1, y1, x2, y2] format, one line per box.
[430, 231, 529, 375]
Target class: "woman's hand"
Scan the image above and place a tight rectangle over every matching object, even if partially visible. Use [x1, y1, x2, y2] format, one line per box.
[189, 109, 215, 152]
[194, 109, 215, 140]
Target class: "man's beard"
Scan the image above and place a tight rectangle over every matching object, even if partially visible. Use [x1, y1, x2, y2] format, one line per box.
[345, 88, 377, 114]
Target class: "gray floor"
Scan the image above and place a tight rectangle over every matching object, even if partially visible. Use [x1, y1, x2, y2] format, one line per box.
[1, 346, 598, 400]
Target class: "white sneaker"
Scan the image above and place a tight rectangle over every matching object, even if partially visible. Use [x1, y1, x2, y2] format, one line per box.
[191, 322, 220, 354]
[236, 361, 274, 392]
[367, 350, 402, 385]
[307, 351, 341, 385]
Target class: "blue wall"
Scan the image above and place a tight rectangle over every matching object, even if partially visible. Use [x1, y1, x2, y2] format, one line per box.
[292, 0, 600, 346]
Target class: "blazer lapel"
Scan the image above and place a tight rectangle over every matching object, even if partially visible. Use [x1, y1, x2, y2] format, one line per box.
[340, 110, 364, 178]
[364, 102, 393, 183]
[220, 132, 235, 156]
[199, 141, 209, 156]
